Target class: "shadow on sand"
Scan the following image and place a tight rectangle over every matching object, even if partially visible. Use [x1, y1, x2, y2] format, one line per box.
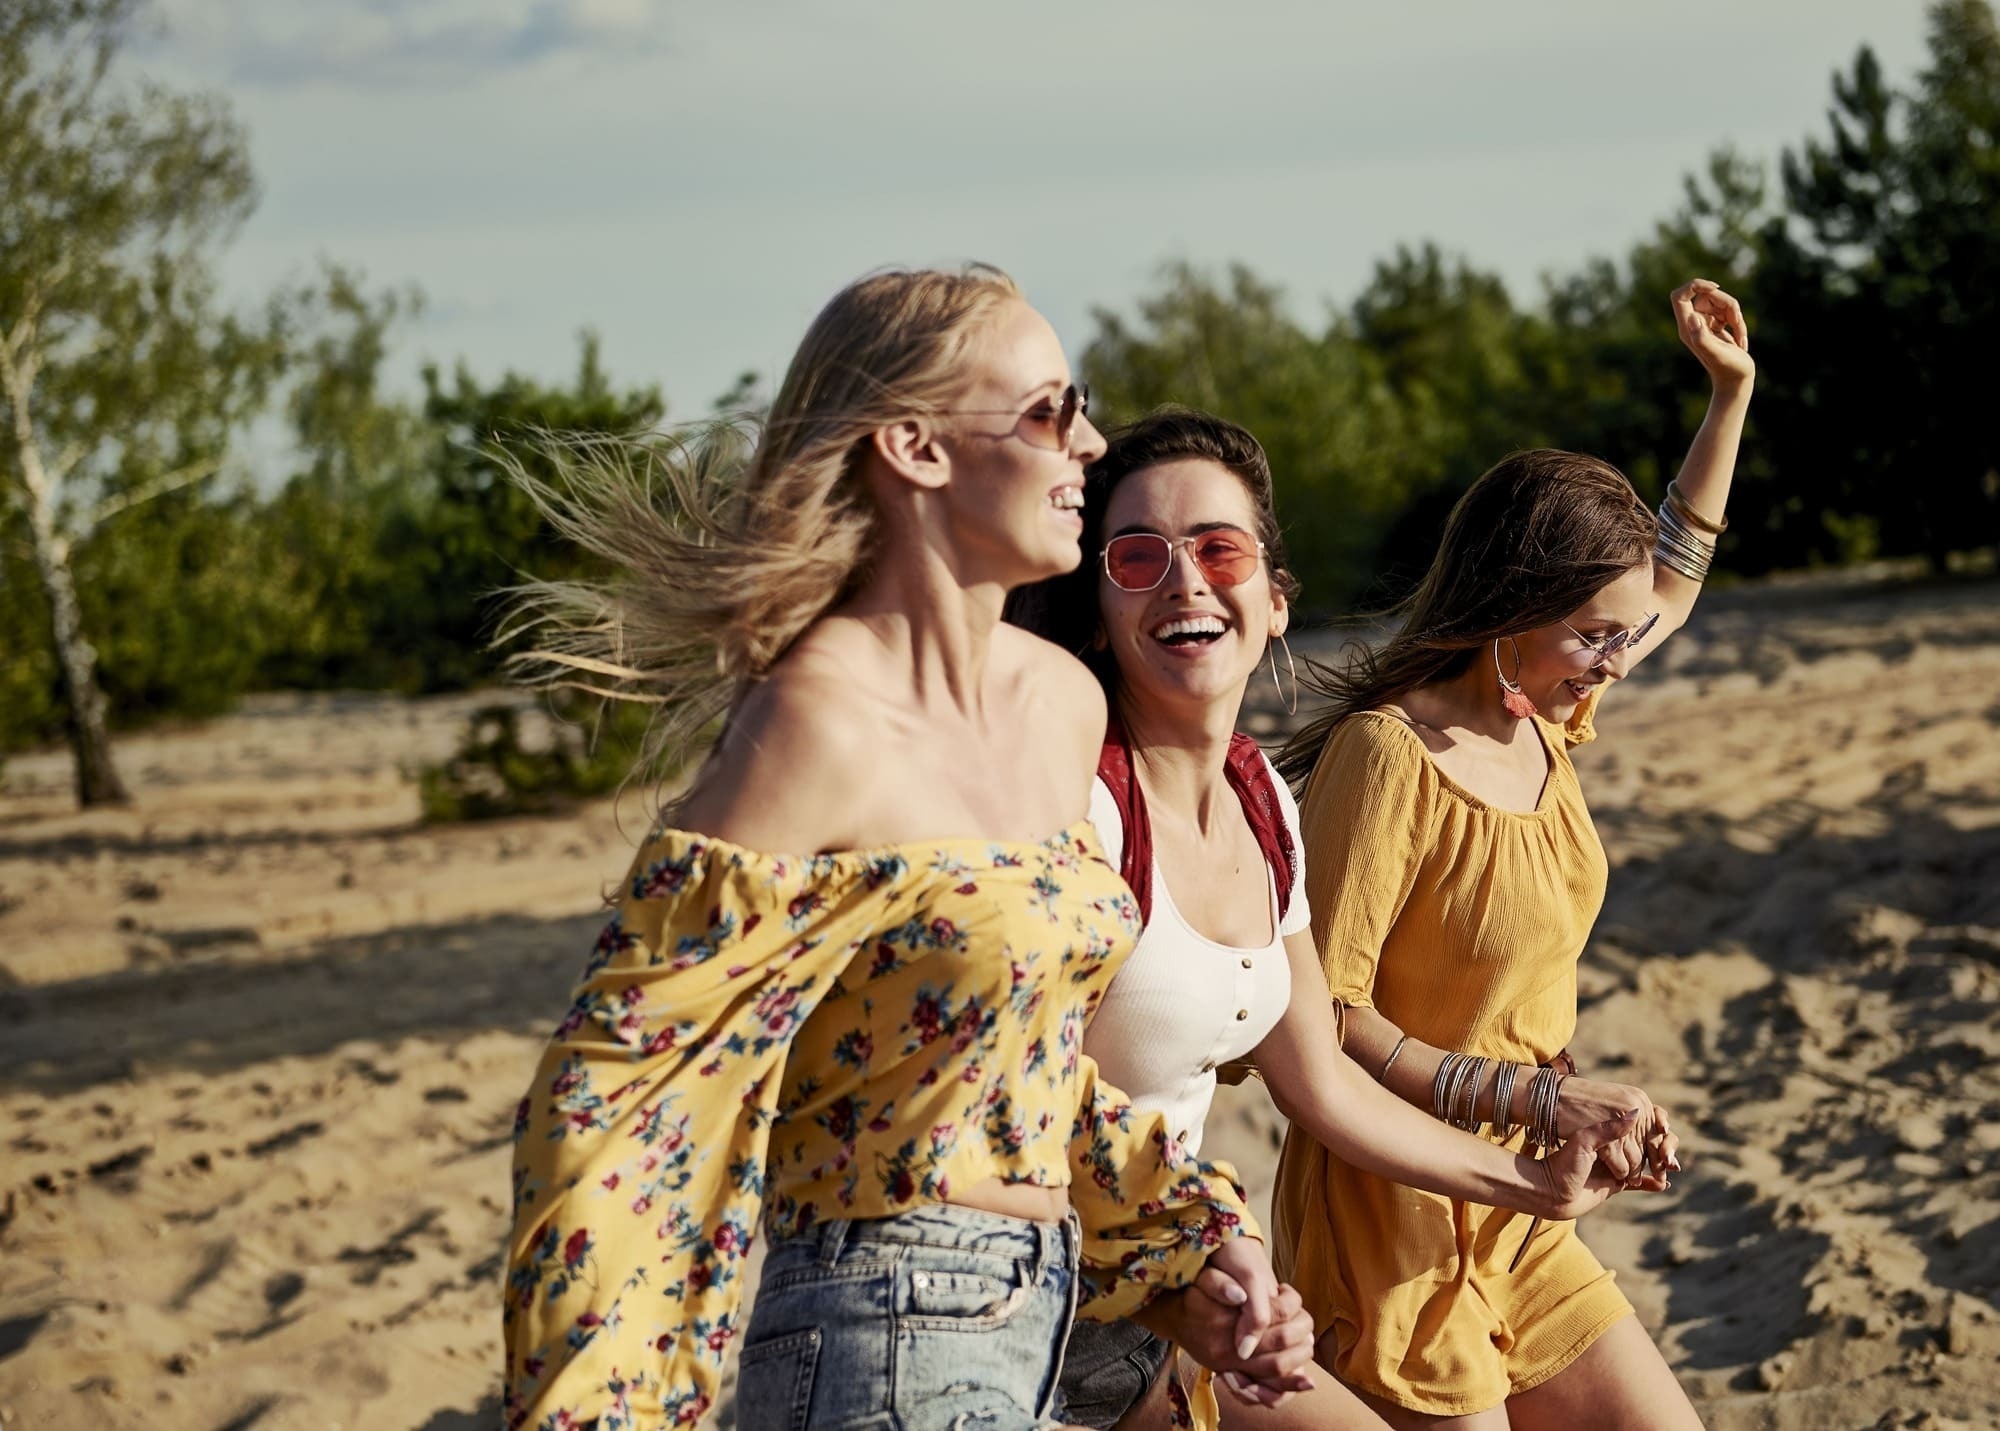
[1583, 770, 2000, 1356]
[0, 909, 606, 1095]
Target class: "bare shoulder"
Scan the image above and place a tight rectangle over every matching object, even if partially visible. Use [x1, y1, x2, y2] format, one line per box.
[1007, 623, 1105, 711]
[999, 623, 1106, 769]
[673, 654, 876, 853]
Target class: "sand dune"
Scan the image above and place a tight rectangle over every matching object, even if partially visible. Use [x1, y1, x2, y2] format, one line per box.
[3, 572, 1997, 1430]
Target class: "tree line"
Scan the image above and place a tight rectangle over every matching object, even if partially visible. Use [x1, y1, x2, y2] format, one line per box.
[3, 0, 1996, 805]
[1086, 0, 1999, 609]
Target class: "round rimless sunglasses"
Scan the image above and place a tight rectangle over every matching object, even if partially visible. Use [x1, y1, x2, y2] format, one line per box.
[949, 383, 1090, 452]
[1101, 528, 1266, 593]
[1560, 611, 1659, 666]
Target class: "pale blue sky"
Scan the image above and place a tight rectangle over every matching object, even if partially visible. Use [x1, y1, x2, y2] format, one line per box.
[141, 0, 1933, 415]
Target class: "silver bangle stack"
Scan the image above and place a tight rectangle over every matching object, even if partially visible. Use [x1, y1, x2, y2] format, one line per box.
[1432, 1055, 1568, 1145]
[1432, 1052, 1508, 1132]
[1440, 1047, 1528, 1127]
[1523, 1064, 1568, 1154]
[1655, 478, 1725, 583]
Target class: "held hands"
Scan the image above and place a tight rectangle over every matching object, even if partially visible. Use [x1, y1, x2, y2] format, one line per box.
[1673, 278, 1754, 390]
[1530, 1108, 1653, 1220]
[1147, 1240, 1317, 1408]
[1557, 1076, 1681, 1196]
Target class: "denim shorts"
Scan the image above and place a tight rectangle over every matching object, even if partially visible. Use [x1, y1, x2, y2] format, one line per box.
[736, 1203, 1080, 1430]
[1054, 1318, 1173, 1428]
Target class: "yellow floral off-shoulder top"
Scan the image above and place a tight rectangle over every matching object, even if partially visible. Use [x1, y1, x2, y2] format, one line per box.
[503, 821, 1257, 1429]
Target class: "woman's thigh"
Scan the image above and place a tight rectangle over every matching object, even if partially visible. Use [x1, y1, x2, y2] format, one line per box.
[1504, 1316, 1703, 1431]
[1310, 1324, 1510, 1431]
[1108, 1353, 1396, 1431]
[1207, 1359, 1398, 1431]
[1349, 1381, 1510, 1431]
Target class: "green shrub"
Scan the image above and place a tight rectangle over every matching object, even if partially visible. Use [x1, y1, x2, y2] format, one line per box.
[416, 698, 656, 822]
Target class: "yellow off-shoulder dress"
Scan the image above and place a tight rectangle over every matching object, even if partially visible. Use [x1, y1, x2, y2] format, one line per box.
[504, 821, 1257, 1429]
[1272, 696, 1634, 1416]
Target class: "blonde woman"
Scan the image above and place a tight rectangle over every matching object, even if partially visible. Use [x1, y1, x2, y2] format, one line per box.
[499, 267, 1311, 1431]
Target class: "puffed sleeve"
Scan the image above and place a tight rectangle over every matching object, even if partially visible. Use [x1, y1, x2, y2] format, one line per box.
[1296, 715, 1434, 1010]
[501, 834, 874, 1430]
[1066, 1055, 1260, 1322]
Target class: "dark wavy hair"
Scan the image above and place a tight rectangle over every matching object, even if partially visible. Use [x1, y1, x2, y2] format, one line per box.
[1273, 448, 1656, 788]
[1006, 405, 1301, 693]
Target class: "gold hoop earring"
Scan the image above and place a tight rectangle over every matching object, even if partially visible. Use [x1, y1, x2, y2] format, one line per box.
[1268, 634, 1299, 716]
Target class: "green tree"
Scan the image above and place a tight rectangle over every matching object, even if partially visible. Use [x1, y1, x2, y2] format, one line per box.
[1765, 0, 2000, 566]
[1083, 255, 1555, 609]
[1344, 245, 1547, 596]
[365, 332, 666, 691]
[252, 269, 430, 690]
[1082, 262, 1412, 609]
[1535, 150, 1786, 567]
[0, 0, 284, 803]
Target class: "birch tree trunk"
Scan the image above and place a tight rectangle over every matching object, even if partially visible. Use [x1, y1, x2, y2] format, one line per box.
[3, 0, 275, 808]
[4, 355, 130, 807]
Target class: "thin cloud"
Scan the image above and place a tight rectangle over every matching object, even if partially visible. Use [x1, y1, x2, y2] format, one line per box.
[146, 0, 674, 88]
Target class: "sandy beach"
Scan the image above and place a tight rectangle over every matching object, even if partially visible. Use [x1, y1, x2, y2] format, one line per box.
[3, 569, 1997, 1430]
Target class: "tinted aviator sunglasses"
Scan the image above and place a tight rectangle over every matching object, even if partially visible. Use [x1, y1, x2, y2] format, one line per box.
[951, 383, 1090, 452]
[1102, 528, 1267, 592]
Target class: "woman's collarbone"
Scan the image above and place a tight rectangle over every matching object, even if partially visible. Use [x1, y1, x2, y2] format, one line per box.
[1151, 838, 1274, 948]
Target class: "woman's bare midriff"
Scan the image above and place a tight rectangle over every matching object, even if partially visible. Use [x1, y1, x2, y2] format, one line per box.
[947, 1175, 1069, 1224]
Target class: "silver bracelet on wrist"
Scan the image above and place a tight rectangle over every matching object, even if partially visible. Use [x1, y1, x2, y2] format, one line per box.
[1432, 1051, 1463, 1123]
[1459, 1057, 1487, 1132]
[1444, 1055, 1473, 1129]
[1378, 1033, 1410, 1083]
[1459, 1056, 1489, 1131]
[1440, 1054, 1471, 1128]
[1493, 1061, 1521, 1141]
[1525, 1065, 1565, 1153]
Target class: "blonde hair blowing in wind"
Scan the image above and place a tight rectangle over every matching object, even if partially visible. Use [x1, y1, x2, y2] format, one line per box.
[499, 264, 1025, 783]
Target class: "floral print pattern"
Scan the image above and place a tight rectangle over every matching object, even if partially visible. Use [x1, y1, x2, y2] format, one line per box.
[503, 822, 1254, 1430]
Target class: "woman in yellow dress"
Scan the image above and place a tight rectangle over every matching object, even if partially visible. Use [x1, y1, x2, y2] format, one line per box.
[1272, 279, 1754, 1431]
[498, 266, 1313, 1430]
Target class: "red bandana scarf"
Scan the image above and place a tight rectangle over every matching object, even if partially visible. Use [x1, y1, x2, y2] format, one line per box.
[1095, 716, 1296, 928]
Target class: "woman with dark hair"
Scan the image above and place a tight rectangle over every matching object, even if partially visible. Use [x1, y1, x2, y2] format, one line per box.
[1009, 409, 1649, 1430]
[498, 266, 1310, 1431]
[1270, 279, 1752, 1430]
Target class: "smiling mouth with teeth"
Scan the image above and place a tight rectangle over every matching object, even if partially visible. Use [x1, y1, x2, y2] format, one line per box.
[1049, 488, 1083, 510]
[1153, 616, 1227, 646]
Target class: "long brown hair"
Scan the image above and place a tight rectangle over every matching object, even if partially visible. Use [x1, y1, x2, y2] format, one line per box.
[1274, 448, 1655, 788]
[500, 264, 1023, 778]
[1007, 405, 1300, 693]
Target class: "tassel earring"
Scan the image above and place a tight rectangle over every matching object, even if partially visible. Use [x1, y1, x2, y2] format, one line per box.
[1494, 637, 1538, 719]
